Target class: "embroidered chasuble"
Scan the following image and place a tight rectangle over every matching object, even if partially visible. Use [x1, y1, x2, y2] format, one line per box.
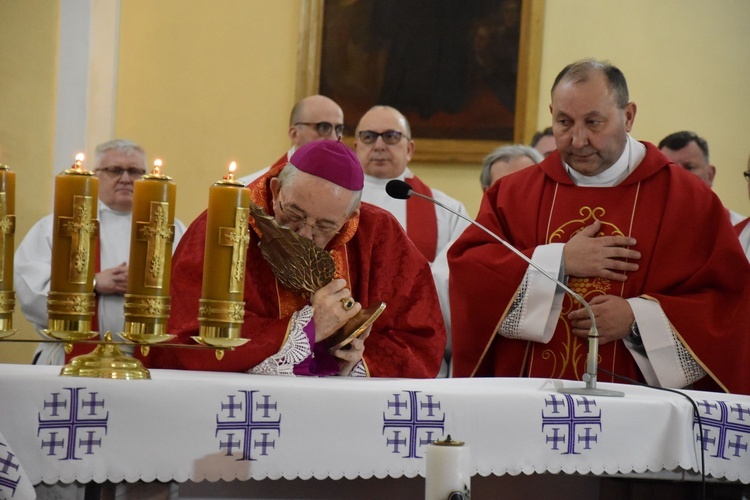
[449, 142, 750, 395]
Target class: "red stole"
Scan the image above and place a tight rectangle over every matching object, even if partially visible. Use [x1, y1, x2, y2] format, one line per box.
[405, 175, 438, 262]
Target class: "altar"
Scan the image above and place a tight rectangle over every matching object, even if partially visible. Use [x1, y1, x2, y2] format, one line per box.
[0, 364, 748, 499]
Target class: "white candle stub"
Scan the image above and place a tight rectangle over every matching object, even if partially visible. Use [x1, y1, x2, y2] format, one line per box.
[425, 435, 471, 500]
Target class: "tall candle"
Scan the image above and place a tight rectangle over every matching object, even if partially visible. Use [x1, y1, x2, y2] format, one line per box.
[48, 154, 99, 334]
[425, 436, 471, 500]
[198, 162, 251, 340]
[0, 165, 16, 332]
[123, 159, 177, 337]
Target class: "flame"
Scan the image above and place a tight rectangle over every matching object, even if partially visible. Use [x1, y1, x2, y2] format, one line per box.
[229, 161, 237, 173]
[153, 158, 162, 175]
[75, 153, 85, 162]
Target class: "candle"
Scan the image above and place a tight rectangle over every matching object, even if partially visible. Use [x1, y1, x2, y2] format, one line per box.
[123, 159, 177, 339]
[0, 165, 15, 332]
[425, 436, 471, 500]
[198, 162, 251, 344]
[47, 154, 99, 336]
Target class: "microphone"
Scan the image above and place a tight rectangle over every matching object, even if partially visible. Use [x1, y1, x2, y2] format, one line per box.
[387, 179, 623, 397]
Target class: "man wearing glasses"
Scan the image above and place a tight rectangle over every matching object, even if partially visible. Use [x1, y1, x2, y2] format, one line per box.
[353, 105, 470, 377]
[148, 139, 446, 378]
[237, 94, 344, 185]
[14, 139, 187, 365]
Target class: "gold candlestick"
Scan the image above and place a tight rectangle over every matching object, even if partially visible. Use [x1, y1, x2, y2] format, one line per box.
[121, 159, 177, 353]
[46, 154, 99, 342]
[0, 165, 16, 337]
[194, 162, 251, 353]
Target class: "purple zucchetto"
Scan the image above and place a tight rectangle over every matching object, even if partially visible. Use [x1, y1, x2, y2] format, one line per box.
[288, 139, 364, 191]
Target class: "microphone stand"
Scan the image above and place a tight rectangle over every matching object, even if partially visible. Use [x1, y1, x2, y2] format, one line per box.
[407, 189, 624, 397]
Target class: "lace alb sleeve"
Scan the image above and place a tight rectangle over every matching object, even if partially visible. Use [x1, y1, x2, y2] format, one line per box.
[247, 306, 314, 376]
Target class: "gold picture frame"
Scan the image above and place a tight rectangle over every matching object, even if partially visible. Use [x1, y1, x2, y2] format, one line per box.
[295, 0, 545, 164]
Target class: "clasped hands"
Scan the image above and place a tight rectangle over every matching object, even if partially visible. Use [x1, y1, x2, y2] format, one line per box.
[310, 278, 370, 375]
[563, 221, 639, 345]
[94, 262, 128, 295]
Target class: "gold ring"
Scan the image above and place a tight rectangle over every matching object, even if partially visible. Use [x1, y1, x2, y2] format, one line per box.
[341, 297, 355, 311]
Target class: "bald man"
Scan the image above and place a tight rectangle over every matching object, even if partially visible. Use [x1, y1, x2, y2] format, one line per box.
[237, 94, 344, 184]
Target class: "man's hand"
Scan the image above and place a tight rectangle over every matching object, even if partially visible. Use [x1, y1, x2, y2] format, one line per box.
[95, 262, 128, 295]
[567, 295, 635, 345]
[310, 278, 361, 342]
[333, 327, 370, 376]
[563, 220, 640, 281]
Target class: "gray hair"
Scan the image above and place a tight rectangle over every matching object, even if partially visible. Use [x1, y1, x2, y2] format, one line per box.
[94, 139, 146, 169]
[551, 59, 630, 109]
[278, 163, 362, 216]
[480, 144, 543, 190]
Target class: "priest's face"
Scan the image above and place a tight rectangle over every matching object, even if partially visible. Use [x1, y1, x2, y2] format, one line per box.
[550, 71, 636, 176]
[354, 106, 414, 179]
[94, 148, 146, 212]
[270, 172, 358, 249]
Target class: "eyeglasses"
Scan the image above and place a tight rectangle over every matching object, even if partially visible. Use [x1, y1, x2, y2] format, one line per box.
[744, 171, 750, 181]
[294, 122, 344, 137]
[278, 198, 341, 238]
[95, 166, 147, 179]
[357, 130, 410, 145]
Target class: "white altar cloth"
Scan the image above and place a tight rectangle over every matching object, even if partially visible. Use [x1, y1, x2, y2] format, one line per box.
[0, 364, 747, 490]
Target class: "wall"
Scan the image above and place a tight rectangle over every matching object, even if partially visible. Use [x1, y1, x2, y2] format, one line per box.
[2, 0, 749, 364]
[0, 1, 59, 363]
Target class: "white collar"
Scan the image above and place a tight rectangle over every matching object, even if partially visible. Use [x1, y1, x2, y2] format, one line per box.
[565, 134, 646, 187]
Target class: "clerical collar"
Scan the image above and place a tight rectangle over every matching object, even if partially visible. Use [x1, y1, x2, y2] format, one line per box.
[363, 168, 410, 186]
[565, 134, 646, 187]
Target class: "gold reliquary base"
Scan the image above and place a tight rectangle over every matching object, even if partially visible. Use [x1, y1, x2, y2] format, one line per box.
[59, 332, 150, 380]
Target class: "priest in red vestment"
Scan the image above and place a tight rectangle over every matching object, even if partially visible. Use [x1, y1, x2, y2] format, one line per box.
[449, 59, 750, 395]
[144, 139, 446, 377]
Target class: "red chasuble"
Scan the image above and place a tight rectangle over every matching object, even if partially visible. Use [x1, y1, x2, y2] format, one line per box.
[405, 175, 438, 262]
[142, 161, 446, 377]
[449, 142, 750, 395]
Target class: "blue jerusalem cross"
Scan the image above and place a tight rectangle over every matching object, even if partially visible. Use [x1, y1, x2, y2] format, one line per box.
[382, 391, 445, 459]
[694, 400, 750, 460]
[216, 390, 281, 461]
[541, 394, 602, 455]
[0, 445, 20, 496]
[38, 387, 109, 460]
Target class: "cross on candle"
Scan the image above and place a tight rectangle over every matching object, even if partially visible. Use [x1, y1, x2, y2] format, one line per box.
[135, 202, 175, 288]
[0, 192, 15, 282]
[218, 207, 251, 293]
[58, 195, 97, 283]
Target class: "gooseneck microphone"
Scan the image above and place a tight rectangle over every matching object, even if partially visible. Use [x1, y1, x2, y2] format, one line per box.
[386, 179, 623, 397]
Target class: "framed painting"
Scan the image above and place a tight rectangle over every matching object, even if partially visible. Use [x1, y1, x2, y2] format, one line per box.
[296, 0, 545, 163]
